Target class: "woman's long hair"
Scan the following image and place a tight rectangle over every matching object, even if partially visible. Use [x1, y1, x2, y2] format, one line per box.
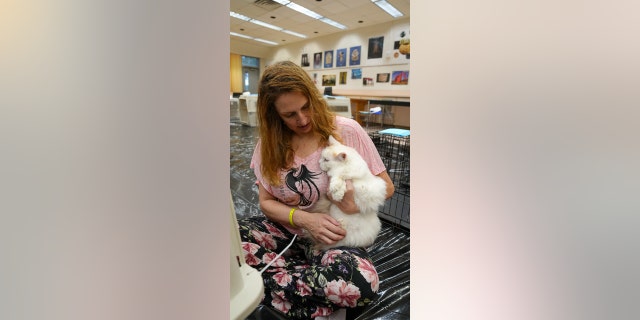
[257, 61, 339, 186]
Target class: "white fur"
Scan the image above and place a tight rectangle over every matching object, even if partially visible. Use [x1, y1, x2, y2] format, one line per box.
[311, 135, 386, 250]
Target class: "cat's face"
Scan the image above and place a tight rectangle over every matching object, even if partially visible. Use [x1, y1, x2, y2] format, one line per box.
[319, 136, 348, 172]
[319, 147, 346, 172]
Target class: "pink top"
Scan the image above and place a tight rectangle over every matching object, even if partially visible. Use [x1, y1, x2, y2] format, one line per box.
[250, 116, 386, 234]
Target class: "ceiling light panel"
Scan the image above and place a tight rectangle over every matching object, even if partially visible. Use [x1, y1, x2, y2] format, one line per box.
[250, 19, 283, 31]
[230, 11, 251, 21]
[371, 0, 404, 18]
[285, 2, 323, 20]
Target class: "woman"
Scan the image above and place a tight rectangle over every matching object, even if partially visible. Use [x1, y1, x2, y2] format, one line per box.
[238, 61, 394, 319]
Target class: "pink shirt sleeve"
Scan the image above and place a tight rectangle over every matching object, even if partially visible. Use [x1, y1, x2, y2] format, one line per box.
[336, 116, 387, 175]
[250, 139, 274, 196]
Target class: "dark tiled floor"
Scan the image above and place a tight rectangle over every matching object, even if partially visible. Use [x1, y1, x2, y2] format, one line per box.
[230, 122, 410, 320]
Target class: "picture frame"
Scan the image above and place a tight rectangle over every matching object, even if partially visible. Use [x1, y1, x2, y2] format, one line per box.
[313, 52, 323, 69]
[324, 50, 334, 68]
[339, 71, 347, 85]
[322, 74, 336, 86]
[351, 68, 362, 79]
[391, 71, 409, 85]
[335, 48, 347, 67]
[301, 53, 310, 67]
[349, 46, 361, 66]
[376, 73, 390, 83]
[367, 36, 384, 59]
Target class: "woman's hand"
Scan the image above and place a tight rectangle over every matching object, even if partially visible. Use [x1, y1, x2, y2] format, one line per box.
[328, 179, 360, 214]
[297, 211, 346, 245]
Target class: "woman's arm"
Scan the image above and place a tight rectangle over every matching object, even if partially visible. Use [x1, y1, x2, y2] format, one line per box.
[377, 170, 396, 199]
[257, 183, 346, 245]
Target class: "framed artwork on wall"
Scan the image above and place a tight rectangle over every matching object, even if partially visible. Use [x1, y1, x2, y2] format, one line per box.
[335, 48, 347, 67]
[324, 50, 334, 68]
[351, 68, 362, 79]
[339, 71, 347, 84]
[363, 77, 374, 86]
[322, 74, 336, 86]
[313, 52, 322, 69]
[377, 73, 390, 83]
[367, 36, 384, 59]
[391, 71, 409, 85]
[349, 46, 361, 66]
[301, 53, 310, 67]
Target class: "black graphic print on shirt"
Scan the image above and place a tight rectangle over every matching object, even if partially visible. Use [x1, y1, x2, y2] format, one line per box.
[285, 164, 321, 207]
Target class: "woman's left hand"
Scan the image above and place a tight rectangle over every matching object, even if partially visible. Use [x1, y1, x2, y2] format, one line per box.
[328, 179, 360, 214]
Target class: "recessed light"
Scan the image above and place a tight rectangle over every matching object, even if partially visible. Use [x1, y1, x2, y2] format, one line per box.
[270, 16, 276, 19]
[358, 20, 363, 23]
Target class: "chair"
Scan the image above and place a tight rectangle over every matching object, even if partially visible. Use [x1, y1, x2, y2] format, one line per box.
[358, 105, 383, 130]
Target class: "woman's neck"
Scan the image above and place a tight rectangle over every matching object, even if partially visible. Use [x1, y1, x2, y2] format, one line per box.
[291, 132, 320, 158]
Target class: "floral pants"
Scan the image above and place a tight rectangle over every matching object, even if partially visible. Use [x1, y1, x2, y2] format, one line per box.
[238, 216, 379, 319]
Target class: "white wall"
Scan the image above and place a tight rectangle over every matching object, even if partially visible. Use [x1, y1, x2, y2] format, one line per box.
[265, 18, 411, 94]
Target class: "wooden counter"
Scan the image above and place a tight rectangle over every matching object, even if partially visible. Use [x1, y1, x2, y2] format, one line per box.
[331, 90, 410, 128]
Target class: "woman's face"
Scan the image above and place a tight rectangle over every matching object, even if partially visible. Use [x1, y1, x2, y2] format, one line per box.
[274, 91, 313, 135]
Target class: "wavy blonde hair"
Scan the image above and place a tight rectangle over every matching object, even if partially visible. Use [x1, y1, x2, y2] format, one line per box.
[257, 61, 340, 186]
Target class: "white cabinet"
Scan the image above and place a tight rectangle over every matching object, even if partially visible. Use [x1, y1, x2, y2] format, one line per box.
[325, 96, 352, 119]
[230, 98, 240, 123]
[238, 95, 258, 127]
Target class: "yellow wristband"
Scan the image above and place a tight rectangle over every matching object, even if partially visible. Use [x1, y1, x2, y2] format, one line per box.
[288, 208, 297, 227]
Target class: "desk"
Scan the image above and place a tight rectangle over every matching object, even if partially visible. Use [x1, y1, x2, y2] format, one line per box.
[359, 99, 410, 129]
[324, 96, 352, 119]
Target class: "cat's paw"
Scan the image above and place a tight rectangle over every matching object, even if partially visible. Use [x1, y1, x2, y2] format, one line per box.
[330, 187, 345, 202]
[329, 180, 346, 201]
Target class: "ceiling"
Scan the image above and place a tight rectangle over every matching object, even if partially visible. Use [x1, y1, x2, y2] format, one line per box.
[230, 0, 410, 51]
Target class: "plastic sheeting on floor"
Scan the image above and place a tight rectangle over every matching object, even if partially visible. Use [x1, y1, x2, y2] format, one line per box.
[244, 221, 410, 320]
[231, 123, 410, 319]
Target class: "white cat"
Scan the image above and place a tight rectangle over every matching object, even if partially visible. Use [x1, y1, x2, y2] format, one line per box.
[311, 135, 387, 250]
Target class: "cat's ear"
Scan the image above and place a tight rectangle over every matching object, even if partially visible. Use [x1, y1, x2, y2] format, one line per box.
[328, 135, 337, 145]
[337, 152, 347, 161]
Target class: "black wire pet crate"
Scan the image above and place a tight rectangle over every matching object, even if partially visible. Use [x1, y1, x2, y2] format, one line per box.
[368, 120, 410, 229]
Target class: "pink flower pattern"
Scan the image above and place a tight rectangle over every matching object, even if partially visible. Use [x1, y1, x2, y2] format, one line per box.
[355, 256, 380, 292]
[310, 306, 333, 318]
[270, 291, 292, 314]
[272, 270, 293, 287]
[251, 230, 276, 250]
[244, 252, 261, 266]
[296, 279, 312, 296]
[263, 252, 286, 268]
[263, 220, 287, 238]
[238, 217, 379, 318]
[321, 249, 344, 266]
[242, 242, 260, 255]
[324, 279, 361, 307]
